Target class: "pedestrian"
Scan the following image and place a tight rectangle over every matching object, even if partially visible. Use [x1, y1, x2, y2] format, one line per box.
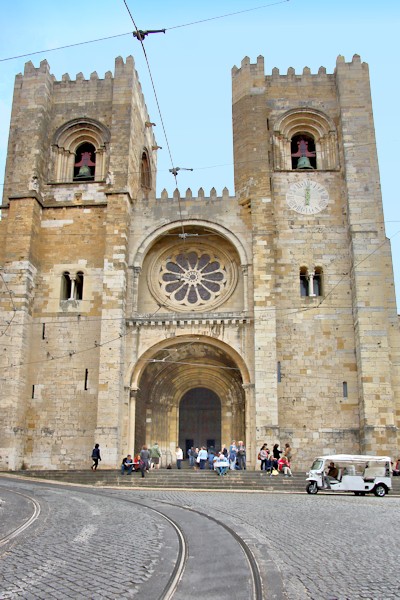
[149, 442, 162, 469]
[175, 446, 183, 469]
[91, 443, 101, 470]
[229, 440, 237, 470]
[197, 446, 208, 470]
[273, 443, 282, 460]
[284, 442, 292, 462]
[259, 444, 268, 470]
[193, 447, 199, 470]
[139, 445, 150, 478]
[121, 454, 134, 475]
[208, 446, 216, 470]
[237, 441, 246, 470]
[187, 446, 193, 467]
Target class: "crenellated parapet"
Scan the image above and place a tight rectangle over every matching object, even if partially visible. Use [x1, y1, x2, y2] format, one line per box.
[157, 187, 233, 202]
[232, 54, 368, 104]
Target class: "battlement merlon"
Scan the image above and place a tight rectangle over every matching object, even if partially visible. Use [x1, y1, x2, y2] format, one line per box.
[232, 54, 368, 104]
[156, 187, 234, 202]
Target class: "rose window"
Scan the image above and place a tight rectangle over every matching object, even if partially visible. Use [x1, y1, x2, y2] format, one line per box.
[159, 250, 227, 307]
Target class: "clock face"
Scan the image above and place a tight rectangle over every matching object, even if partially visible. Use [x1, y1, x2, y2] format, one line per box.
[286, 180, 329, 215]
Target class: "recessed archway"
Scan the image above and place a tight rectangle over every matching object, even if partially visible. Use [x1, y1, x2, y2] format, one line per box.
[130, 337, 248, 463]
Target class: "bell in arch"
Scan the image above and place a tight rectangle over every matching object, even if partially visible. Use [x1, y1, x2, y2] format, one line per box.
[296, 155, 313, 169]
[291, 136, 316, 170]
[74, 147, 96, 180]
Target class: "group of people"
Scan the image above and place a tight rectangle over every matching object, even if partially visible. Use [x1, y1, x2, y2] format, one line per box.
[187, 440, 247, 471]
[258, 442, 293, 477]
[120, 443, 162, 478]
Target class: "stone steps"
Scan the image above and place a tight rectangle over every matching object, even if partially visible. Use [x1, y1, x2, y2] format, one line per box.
[6, 469, 400, 494]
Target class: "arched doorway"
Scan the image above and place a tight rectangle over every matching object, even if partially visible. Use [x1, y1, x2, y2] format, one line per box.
[131, 337, 249, 462]
[179, 388, 221, 456]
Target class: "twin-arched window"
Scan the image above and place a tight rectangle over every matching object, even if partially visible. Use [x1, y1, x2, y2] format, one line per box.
[61, 271, 84, 301]
[300, 266, 323, 297]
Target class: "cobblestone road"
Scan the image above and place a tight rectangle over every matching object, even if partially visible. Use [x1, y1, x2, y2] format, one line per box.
[1, 478, 399, 599]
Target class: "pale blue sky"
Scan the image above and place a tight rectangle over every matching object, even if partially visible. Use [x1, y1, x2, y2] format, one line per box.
[0, 0, 399, 308]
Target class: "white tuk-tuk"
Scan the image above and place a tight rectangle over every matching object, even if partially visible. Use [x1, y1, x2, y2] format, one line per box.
[306, 454, 392, 497]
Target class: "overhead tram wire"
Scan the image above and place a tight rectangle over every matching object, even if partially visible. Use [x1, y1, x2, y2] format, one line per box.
[122, 0, 186, 240]
[0, 226, 399, 338]
[0, 1, 291, 63]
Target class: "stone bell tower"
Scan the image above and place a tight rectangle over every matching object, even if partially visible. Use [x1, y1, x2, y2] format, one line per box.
[231, 54, 400, 461]
[0, 56, 157, 469]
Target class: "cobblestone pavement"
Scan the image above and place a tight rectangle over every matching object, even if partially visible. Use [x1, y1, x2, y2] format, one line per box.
[1, 478, 400, 599]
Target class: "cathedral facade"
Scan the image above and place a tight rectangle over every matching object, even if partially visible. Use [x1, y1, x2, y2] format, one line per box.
[0, 53, 398, 471]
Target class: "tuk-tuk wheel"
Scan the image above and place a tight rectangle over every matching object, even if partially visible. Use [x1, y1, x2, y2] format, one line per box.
[373, 484, 387, 497]
[306, 481, 318, 494]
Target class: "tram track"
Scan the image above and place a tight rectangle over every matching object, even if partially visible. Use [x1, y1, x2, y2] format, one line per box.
[0, 486, 41, 548]
[0, 479, 266, 599]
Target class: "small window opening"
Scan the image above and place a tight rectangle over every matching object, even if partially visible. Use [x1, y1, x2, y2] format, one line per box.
[300, 267, 309, 296]
[61, 272, 72, 300]
[313, 267, 323, 297]
[277, 361, 281, 383]
[140, 151, 151, 188]
[291, 134, 316, 170]
[74, 142, 96, 181]
[74, 272, 84, 300]
[343, 381, 348, 398]
[84, 368, 89, 391]
[32, 385, 35, 399]
[42, 323, 46, 340]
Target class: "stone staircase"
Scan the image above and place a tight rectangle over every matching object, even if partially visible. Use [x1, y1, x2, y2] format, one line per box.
[5, 469, 400, 494]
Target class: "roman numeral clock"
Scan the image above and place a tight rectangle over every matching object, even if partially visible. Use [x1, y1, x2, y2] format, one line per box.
[286, 180, 329, 214]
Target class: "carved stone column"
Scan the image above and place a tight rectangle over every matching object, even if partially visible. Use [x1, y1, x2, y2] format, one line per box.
[242, 383, 255, 469]
[128, 387, 138, 453]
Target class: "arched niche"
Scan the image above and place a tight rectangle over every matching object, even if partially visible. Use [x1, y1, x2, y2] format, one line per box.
[273, 108, 339, 170]
[51, 118, 110, 183]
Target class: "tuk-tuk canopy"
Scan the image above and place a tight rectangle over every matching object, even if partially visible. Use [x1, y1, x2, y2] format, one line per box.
[315, 454, 391, 463]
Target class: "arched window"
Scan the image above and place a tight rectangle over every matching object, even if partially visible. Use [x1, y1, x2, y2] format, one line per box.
[140, 150, 151, 189]
[74, 272, 84, 300]
[73, 143, 96, 181]
[273, 109, 338, 171]
[313, 267, 323, 296]
[300, 267, 309, 297]
[60, 270, 84, 302]
[61, 272, 72, 300]
[51, 118, 110, 183]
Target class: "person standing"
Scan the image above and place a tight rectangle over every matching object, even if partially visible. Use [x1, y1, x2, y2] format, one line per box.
[284, 442, 292, 462]
[259, 444, 268, 471]
[175, 446, 183, 469]
[197, 446, 208, 470]
[139, 445, 150, 478]
[150, 442, 162, 469]
[237, 441, 246, 470]
[229, 440, 237, 470]
[91, 443, 101, 471]
[273, 443, 282, 461]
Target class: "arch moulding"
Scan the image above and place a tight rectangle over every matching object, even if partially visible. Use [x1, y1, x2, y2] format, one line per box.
[131, 219, 250, 269]
[126, 334, 251, 389]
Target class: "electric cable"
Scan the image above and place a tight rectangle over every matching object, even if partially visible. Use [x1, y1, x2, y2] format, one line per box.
[0, 1, 291, 63]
